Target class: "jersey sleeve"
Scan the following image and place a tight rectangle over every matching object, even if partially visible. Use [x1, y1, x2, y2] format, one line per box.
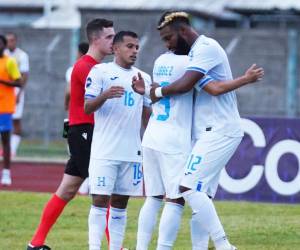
[187, 42, 222, 74]
[194, 75, 215, 92]
[85, 66, 103, 99]
[6, 57, 21, 80]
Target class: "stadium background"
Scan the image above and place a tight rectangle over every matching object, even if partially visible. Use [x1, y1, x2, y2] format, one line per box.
[0, 0, 299, 140]
[0, 1, 299, 249]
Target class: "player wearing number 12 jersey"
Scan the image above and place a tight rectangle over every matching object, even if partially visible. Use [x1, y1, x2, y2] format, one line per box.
[136, 51, 193, 250]
[137, 11, 264, 250]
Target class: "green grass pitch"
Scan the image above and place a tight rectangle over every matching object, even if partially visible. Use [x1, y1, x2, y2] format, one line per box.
[0, 191, 299, 249]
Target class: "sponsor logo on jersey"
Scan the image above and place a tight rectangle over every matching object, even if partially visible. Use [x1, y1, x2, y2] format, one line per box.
[133, 180, 141, 186]
[82, 132, 87, 140]
[110, 76, 119, 80]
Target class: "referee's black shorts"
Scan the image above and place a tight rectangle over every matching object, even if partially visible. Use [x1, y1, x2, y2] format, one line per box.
[65, 124, 93, 178]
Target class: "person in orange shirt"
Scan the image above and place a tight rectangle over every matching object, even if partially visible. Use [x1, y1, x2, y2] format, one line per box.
[0, 34, 22, 186]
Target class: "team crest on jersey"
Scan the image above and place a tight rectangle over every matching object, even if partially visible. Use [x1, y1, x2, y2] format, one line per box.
[110, 76, 119, 80]
[82, 132, 88, 140]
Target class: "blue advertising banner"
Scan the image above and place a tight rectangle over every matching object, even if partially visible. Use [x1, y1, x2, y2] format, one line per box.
[216, 117, 300, 203]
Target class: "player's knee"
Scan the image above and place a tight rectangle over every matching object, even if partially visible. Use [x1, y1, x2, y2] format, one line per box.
[179, 185, 191, 194]
[110, 194, 130, 209]
[1, 132, 10, 145]
[165, 197, 185, 206]
[58, 189, 76, 201]
[56, 183, 80, 201]
[153, 195, 164, 200]
[92, 194, 110, 208]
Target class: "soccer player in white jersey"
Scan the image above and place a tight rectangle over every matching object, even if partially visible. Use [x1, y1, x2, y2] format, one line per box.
[84, 31, 151, 250]
[136, 51, 192, 250]
[133, 11, 264, 250]
[5, 32, 29, 156]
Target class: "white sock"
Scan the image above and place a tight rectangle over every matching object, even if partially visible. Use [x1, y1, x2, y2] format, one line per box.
[183, 191, 231, 249]
[108, 206, 127, 250]
[10, 134, 21, 155]
[88, 206, 107, 250]
[136, 197, 163, 250]
[190, 213, 209, 250]
[156, 202, 184, 250]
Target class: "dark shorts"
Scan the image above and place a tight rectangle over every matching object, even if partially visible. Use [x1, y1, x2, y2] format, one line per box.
[0, 114, 13, 132]
[65, 124, 93, 178]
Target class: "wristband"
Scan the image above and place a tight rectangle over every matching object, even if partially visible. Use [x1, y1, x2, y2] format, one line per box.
[155, 87, 164, 98]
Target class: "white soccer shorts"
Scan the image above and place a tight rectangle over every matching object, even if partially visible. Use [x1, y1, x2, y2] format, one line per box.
[12, 89, 25, 119]
[89, 158, 143, 196]
[143, 147, 189, 199]
[181, 132, 242, 198]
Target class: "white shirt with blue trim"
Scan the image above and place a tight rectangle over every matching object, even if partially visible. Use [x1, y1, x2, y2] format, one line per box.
[188, 35, 243, 138]
[5, 48, 29, 73]
[85, 61, 151, 162]
[142, 52, 193, 154]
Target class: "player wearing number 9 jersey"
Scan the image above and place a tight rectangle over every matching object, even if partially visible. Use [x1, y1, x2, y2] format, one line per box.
[136, 52, 193, 250]
[142, 51, 192, 154]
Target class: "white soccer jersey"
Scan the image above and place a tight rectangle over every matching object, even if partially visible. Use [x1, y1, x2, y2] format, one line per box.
[142, 52, 193, 154]
[85, 61, 151, 162]
[187, 35, 244, 139]
[5, 48, 29, 73]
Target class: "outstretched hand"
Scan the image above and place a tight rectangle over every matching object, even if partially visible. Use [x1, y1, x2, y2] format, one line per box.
[244, 64, 264, 83]
[132, 72, 145, 95]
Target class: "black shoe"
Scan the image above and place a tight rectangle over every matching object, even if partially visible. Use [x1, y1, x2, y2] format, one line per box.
[27, 244, 51, 250]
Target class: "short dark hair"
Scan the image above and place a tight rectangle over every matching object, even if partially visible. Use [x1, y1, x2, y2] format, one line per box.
[78, 42, 89, 54]
[86, 18, 113, 42]
[113, 31, 138, 45]
[5, 32, 17, 39]
[0, 35, 7, 46]
[157, 11, 190, 30]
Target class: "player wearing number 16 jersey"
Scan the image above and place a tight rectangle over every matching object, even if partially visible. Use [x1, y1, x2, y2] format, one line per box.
[136, 51, 193, 250]
[84, 31, 151, 250]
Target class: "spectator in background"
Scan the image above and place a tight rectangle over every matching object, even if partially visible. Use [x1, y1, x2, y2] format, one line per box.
[64, 42, 90, 195]
[0, 34, 22, 186]
[5, 32, 29, 157]
[64, 42, 89, 111]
